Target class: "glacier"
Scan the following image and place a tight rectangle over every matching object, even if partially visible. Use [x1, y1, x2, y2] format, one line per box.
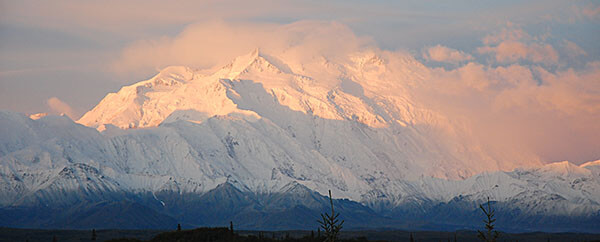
[1, 49, 599, 232]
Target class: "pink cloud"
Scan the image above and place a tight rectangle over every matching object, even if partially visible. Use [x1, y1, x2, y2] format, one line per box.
[478, 25, 559, 65]
[533, 63, 600, 114]
[423, 45, 473, 64]
[563, 39, 587, 58]
[478, 41, 558, 65]
[414, 59, 600, 164]
[575, 4, 600, 19]
[111, 21, 372, 80]
[46, 97, 76, 119]
[482, 23, 529, 45]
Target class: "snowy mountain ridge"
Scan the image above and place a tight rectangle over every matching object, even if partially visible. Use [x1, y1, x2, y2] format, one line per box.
[1, 111, 598, 230]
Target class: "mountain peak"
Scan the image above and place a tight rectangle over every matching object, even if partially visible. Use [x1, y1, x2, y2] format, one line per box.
[250, 47, 260, 58]
[540, 160, 591, 177]
[222, 48, 287, 79]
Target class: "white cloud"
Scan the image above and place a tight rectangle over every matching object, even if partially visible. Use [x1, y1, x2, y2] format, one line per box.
[423, 45, 473, 64]
[46, 97, 75, 119]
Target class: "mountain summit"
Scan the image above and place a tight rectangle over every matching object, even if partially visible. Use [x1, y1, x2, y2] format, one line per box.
[78, 49, 537, 180]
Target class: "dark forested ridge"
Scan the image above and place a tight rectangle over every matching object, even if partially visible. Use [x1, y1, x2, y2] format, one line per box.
[2, 182, 599, 232]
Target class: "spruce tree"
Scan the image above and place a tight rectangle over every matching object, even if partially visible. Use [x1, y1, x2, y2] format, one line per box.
[91, 229, 96, 241]
[177, 223, 181, 231]
[477, 197, 500, 242]
[318, 190, 344, 242]
[409, 233, 414, 242]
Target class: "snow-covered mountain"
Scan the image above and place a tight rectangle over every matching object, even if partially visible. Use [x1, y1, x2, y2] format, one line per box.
[1, 50, 599, 232]
[79, 49, 538, 181]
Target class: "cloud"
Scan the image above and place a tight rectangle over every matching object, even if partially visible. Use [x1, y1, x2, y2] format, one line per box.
[481, 23, 530, 45]
[413, 58, 600, 164]
[477, 25, 559, 65]
[410, 22, 599, 164]
[572, 3, 600, 20]
[478, 41, 559, 65]
[423, 45, 473, 64]
[562, 39, 587, 58]
[111, 21, 372, 80]
[532, 63, 600, 114]
[581, 5, 600, 18]
[46, 97, 75, 119]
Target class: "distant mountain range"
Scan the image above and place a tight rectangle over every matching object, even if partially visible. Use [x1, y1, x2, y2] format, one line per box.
[1, 50, 599, 232]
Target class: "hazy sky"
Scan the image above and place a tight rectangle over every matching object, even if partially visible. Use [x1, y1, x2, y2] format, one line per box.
[0, 0, 599, 163]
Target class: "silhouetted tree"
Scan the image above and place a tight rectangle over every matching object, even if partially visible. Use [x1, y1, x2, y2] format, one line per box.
[177, 223, 181, 231]
[230, 221, 234, 235]
[477, 197, 499, 242]
[92, 229, 97, 241]
[52, 235, 57, 242]
[409, 233, 414, 242]
[318, 190, 344, 242]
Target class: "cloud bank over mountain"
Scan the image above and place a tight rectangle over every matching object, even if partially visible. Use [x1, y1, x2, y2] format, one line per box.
[107, 20, 600, 164]
[110, 21, 372, 79]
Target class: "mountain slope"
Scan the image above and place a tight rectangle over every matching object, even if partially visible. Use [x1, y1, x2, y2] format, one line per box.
[1, 110, 599, 231]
